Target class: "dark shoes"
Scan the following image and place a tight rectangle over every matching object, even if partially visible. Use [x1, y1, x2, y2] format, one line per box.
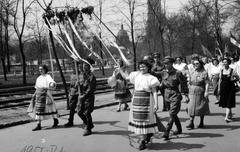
[32, 124, 41, 131]
[64, 122, 74, 127]
[83, 129, 92, 136]
[197, 123, 204, 128]
[225, 118, 233, 123]
[124, 104, 129, 110]
[161, 132, 169, 140]
[139, 140, 146, 150]
[186, 122, 194, 129]
[52, 118, 59, 127]
[145, 133, 154, 144]
[84, 123, 94, 130]
[116, 109, 121, 112]
[172, 129, 182, 135]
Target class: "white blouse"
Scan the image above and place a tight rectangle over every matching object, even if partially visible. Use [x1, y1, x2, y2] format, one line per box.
[128, 71, 160, 92]
[35, 74, 55, 89]
[210, 65, 222, 75]
[173, 63, 187, 71]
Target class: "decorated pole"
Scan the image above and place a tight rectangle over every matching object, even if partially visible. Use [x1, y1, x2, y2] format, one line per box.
[43, 4, 70, 109]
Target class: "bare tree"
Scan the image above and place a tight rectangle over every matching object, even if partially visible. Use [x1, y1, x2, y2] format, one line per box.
[27, 6, 48, 65]
[12, 0, 36, 84]
[113, 0, 146, 70]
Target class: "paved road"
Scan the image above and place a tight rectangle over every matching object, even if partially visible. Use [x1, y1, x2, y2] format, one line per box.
[0, 93, 240, 152]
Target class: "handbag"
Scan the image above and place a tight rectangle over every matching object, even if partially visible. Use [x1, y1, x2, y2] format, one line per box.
[234, 82, 240, 92]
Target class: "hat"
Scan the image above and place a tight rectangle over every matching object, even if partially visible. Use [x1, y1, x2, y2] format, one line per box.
[163, 56, 175, 63]
[153, 52, 161, 58]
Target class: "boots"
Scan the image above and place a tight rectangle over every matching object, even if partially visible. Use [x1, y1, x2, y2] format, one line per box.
[52, 118, 59, 127]
[32, 123, 41, 131]
[64, 121, 74, 127]
[186, 120, 194, 129]
[139, 140, 146, 150]
[145, 133, 153, 144]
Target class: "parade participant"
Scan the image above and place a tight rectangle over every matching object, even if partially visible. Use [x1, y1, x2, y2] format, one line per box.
[151, 52, 169, 111]
[188, 54, 200, 74]
[29, 65, 59, 131]
[187, 59, 210, 129]
[64, 66, 81, 127]
[218, 58, 239, 123]
[209, 58, 222, 104]
[120, 60, 160, 150]
[160, 56, 189, 140]
[112, 58, 132, 112]
[76, 58, 96, 136]
[173, 56, 189, 76]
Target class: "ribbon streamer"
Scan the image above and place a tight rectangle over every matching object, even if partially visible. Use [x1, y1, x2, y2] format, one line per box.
[109, 39, 131, 66]
[67, 17, 104, 65]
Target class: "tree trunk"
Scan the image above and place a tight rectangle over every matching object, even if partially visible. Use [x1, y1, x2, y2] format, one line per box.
[19, 40, 27, 84]
[1, 58, 7, 81]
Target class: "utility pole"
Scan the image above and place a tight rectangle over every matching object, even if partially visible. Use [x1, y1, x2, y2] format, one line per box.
[99, 0, 104, 75]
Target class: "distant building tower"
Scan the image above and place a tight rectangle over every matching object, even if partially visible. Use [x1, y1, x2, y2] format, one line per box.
[116, 24, 131, 47]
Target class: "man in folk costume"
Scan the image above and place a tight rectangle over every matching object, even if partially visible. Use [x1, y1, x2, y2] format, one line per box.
[77, 58, 96, 136]
[64, 63, 81, 127]
[151, 52, 169, 111]
[160, 56, 189, 140]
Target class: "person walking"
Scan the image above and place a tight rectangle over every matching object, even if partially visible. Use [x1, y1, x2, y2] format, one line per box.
[77, 58, 96, 136]
[64, 68, 81, 127]
[112, 59, 132, 112]
[29, 65, 59, 131]
[218, 58, 239, 123]
[151, 52, 169, 111]
[160, 56, 189, 140]
[186, 59, 210, 129]
[209, 58, 222, 104]
[120, 60, 160, 150]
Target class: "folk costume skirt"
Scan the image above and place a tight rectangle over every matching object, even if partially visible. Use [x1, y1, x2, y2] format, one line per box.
[28, 89, 59, 120]
[128, 90, 158, 134]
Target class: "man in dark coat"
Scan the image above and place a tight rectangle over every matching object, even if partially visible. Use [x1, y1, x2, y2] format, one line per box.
[160, 56, 189, 140]
[77, 58, 96, 136]
[151, 52, 169, 111]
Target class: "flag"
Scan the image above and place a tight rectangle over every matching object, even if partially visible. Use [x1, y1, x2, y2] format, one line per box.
[230, 33, 240, 48]
[215, 40, 223, 57]
[201, 44, 213, 57]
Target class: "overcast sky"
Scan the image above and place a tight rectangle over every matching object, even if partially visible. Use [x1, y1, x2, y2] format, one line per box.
[39, 0, 190, 38]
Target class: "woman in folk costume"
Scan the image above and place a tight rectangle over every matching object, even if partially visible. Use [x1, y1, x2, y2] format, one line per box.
[113, 58, 132, 112]
[120, 60, 160, 150]
[29, 65, 59, 131]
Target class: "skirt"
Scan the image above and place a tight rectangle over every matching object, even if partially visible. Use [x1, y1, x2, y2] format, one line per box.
[28, 89, 59, 120]
[115, 89, 132, 103]
[188, 85, 210, 116]
[128, 90, 158, 134]
[212, 75, 219, 95]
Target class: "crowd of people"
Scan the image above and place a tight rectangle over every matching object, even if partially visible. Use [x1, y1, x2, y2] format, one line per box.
[27, 52, 239, 150]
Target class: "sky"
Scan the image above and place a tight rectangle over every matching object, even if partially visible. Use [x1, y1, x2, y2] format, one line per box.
[37, 0, 190, 39]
